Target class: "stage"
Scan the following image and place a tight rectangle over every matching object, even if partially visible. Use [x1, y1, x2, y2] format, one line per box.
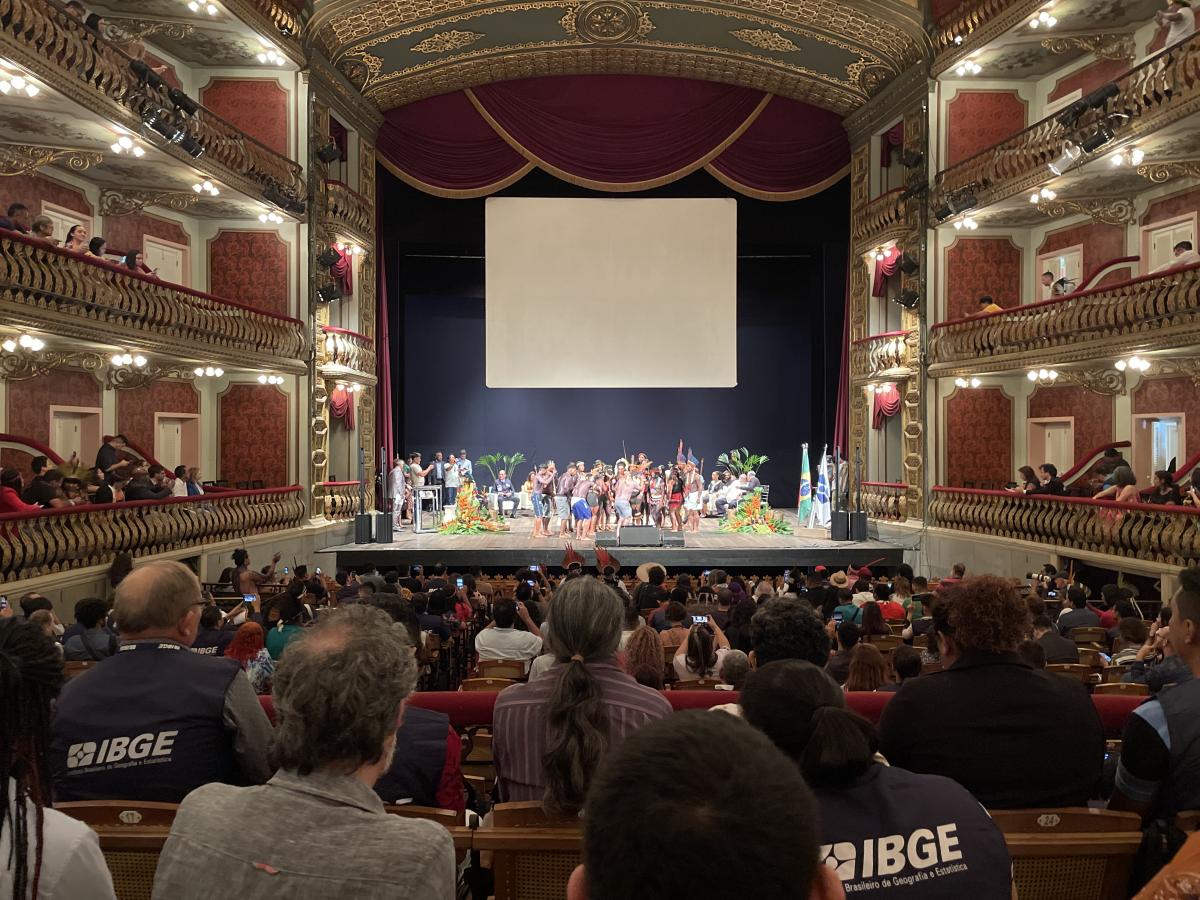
[319, 511, 906, 572]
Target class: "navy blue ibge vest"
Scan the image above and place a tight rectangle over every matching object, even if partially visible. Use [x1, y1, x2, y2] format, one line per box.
[51, 641, 241, 803]
[373, 706, 452, 808]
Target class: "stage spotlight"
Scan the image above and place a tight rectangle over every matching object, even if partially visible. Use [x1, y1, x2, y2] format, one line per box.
[316, 282, 343, 303]
[933, 201, 952, 221]
[1048, 141, 1082, 176]
[317, 247, 341, 267]
[129, 59, 167, 91]
[899, 182, 926, 202]
[1056, 98, 1089, 129]
[168, 87, 199, 116]
[894, 289, 920, 310]
[286, 196, 306, 215]
[948, 192, 978, 214]
[142, 108, 182, 142]
[315, 142, 342, 164]
[1079, 124, 1114, 154]
[898, 149, 924, 169]
[1083, 82, 1120, 110]
[899, 252, 920, 275]
[177, 132, 205, 158]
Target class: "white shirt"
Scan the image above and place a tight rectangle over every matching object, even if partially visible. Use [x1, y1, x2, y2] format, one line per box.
[1153, 248, 1200, 272]
[388, 465, 406, 497]
[444, 465, 461, 488]
[171, 479, 188, 498]
[474, 627, 542, 668]
[673, 647, 729, 682]
[1166, 6, 1196, 47]
[0, 782, 116, 899]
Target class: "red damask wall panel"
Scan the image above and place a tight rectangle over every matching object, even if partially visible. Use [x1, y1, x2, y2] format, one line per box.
[218, 384, 288, 486]
[207, 230, 289, 316]
[5, 173, 91, 220]
[945, 91, 1026, 167]
[116, 381, 200, 455]
[944, 237, 1022, 320]
[1132, 376, 1200, 463]
[1047, 58, 1131, 103]
[199, 78, 289, 156]
[946, 388, 1013, 488]
[2, 370, 102, 472]
[102, 212, 189, 257]
[1037, 222, 1127, 284]
[1028, 385, 1114, 463]
[1142, 187, 1200, 228]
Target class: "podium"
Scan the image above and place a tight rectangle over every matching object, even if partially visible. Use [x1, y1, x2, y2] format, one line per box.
[414, 485, 443, 533]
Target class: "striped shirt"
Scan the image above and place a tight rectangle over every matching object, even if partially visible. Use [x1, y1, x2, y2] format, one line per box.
[493, 659, 673, 803]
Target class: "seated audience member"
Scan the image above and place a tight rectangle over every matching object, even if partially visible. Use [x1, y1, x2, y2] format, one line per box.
[0, 201, 31, 233]
[421, 562, 447, 592]
[826, 622, 860, 685]
[86, 236, 106, 258]
[412, 592, 450, 640]
[657, 600, 691, 653]
[673, 619, 731, 682]
[859, 600, 890, 637]
[632, 564, 668, 611]
[1029, 463, 1065, 495]
[265, 592, 312, 661]
[1094, 465, 1139, 502]
[373, 701, 464, 814]
[153, 606, 455, 899]
[1112, 617, 1149, 665]
[741, 661, 1012, 899]
[878, 575, 1104, 808]
[30, 214, 54, 243]
[122, 249, 157, 276]
[718, 649, 751, 690]
[844, 643, 889, 692]
[724, 597, 756, 653]
[1057, 586, 1101, 635]
[22, 457, 69, 509]
[27, 610, 61, 656]
[333, 569, 359, 602]
[171, 465, 190, 498]
[879, 644, 921, 690]
[751, 597, 831, 669]
[126, 464, 174, 501]
[1110, 588, 1200, 822]
[1126, 609, 1193, 692]
[1146, 470, 1182, 505]
[1017, 639, 1047, 670]
[191, 605, 234, 656]
[618, 598, 643, 650]
[62, 597, 117, 661]
[569, 710, 843, 900]
[622, 623, 666, 689]
[224, 621, 274, 695]
[184, 467, 204, 496]
[1010, 465, 1039, 494]
[976, 294, 1004, 315]
[874, 583, 907, 621]
[474, 597, 542, 669]
[831, 588, 861, 625]
[63, 224, 89, 254]
[92, 471, 128, 504]
[494, 577, 672, 810]
[652, 586, 691, 630]
[0, 618, 117, 900]
[50, 561, 273, 802]
[710, 587, 734, 629]
[0, 468, 42, 513]
[1032, 614, 1080, 663]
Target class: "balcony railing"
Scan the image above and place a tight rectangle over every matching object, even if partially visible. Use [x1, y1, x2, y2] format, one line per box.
[0, 230, 306, 369]
[932, 33, 1200, 214]
[932, 0, 1039, 57]
[929, 487, 1200, 566]
[928, 262, 1200, 371]
[318, 480, 362, 521]
[851, 330, 915, 380]
[323, 180, 374, 245]
[318, 326, 376, 380]
[0, 486, 305, 583]
[852, 188, 906, 247]
[227, 0, 304, 51]
[862, 481, 908, 521]
[0, 0, 305, 203]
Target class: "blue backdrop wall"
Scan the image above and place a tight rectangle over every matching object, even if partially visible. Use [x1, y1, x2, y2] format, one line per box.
[381, 167, 848, 505]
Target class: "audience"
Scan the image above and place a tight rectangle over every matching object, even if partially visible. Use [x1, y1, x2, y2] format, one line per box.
[1032, 614, 1080, 663]
[879, 575, 1104, 808]
[622, 622, 666, 689]
[1017, 638, 1047, 669]
[62, 597, 117, 661]
[1057, 586, 1101, 634]
[826, 621, 860, 685]
[880, 644, 922, 690]
[152, 605, 456, 898]
[474, 597, 542, 669]
[223, 621, 274, 695]
[718, 648, 751, 689]
[672, 618, 730, 681]
[844, 642, 889, 691]
[50, 561, 273, 802]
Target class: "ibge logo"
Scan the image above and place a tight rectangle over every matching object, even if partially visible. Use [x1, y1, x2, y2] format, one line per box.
[820, 824, 964, 882]
[66, 731, 179, 770]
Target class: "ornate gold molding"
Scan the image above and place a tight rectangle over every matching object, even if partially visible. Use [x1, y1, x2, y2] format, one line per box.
[410, 29, 484, 53]
[560, 1, 655, 44]
[0, 350, 100, 381]
[104, 365, 196, 391]
[730, 28, 800, 53]
[0, 143, 104, 177]
[98, 190, 200, 216]
[1059, 368, 1127, 396]
[1036, 196, 1136, 226]
[1136, 158, 1200, 183]
[1157, 358, 1200, 387]
[103, 19, 195, 43]
[1041, 33, 1135, 61]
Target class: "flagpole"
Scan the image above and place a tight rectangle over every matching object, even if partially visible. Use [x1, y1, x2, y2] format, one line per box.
[808, 443, 827, 529]
[797, 441, 807, 519]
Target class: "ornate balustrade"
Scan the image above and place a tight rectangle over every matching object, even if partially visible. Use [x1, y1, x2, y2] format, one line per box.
[851, 330, 915, 380]
[0, 0, 305, 203]
[0, 486, 304, 583]
[929, 487, 1200, 566]
[322, 180, 374, 245]
[225, 0, 304, 55]
[318, 480, 362, 520]
[318, 326, 376, 380]
[851, 189, 906, 249]
[932, 0, 1040, 61]
[0, 229, 306, 370]
[862, 481, 908, 521]
[928, 263, 1200, 372]
[932, 33, 1200, 213]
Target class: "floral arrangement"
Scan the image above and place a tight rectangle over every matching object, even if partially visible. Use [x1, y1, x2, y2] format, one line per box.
[439, 478, 510, 535]
[720, 488, 793, 535]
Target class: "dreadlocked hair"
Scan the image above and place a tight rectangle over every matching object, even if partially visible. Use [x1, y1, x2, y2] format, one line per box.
[0, 617, 64, 900]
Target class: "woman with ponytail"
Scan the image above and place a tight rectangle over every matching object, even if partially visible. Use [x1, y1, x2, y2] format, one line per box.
[0, 617, 115, 899]
[493, 577, 672, 815]
[741, 660, 1013, 899]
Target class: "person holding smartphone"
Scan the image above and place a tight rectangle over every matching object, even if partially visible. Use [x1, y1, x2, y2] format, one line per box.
[474, 598, 542, 672]
[673, 617, 730, 682]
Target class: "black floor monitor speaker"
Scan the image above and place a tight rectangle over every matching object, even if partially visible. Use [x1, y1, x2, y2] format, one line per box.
[661, 532, 685, 548]
[849, 511, 868, 541]
[595, 533, 618, 547]
[618, 525, 662, 547]
[354, 513, 373, 544]
[830, 512, 850, 541]
[375, 512, 393, 544]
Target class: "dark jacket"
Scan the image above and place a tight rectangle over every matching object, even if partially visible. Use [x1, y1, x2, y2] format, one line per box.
[1037, 630, 1080, 664]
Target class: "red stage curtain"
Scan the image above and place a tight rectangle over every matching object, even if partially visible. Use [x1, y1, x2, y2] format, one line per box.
[871, 246, 901, 298]
[329, 386, 355, 430]
[879, 121, 904, 167]
[330, 245, 353, 296]
[377, 254, 393, 481]
[834, 257, 850, 453]
[872, 384, 902, 429]
[377, 75, 848, 199]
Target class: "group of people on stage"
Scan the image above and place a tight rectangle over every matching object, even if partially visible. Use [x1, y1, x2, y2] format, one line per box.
[387, 448, 765, 538]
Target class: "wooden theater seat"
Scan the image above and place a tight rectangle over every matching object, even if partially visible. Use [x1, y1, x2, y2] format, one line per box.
[460, 676, 516, 692]
[1047, 664, 1100, 685]
[670, 677, 723, 691]
[476, 659, 527, 680]
[64, 660, 99, 680]
[1070, 627, 1109, 647]
[57, 802, 178, 900]
[477, 802, 585, 900]
[55, 801, 179, 830]
[1093, 682, 1149, 696]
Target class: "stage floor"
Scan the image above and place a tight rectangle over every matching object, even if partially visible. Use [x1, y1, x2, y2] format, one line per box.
[319, 511, 905, 571]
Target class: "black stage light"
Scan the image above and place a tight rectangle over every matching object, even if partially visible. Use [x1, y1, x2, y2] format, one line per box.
[142, 108, 181, 141]
[1083, 82, 1120, 110]
[1056, 99, 1089, 129]
[1079, 124, 1114, 154]
[899, 252, 920, 275]
[317, 247, 341, 267]
[894, 289, 920, 310]
[130, 59, 166, 91]
[168, 87, 199, 116]
[899, 182, 926, 202]
[177, 133, 205, 158]
[898, 149, 924, 169]
[263, 184, 287, 207]
[933, 202, 952, 220]
[285, 196, 306, 215]
[949, 192, 978, 214]
[316, 142, 342, 164]
[316, 282, 343, 303]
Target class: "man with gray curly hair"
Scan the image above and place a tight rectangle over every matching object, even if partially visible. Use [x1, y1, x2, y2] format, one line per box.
[152, 605, 456, 900]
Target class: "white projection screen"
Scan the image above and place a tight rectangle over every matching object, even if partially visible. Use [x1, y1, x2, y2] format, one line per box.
[485, 197, 737, 388]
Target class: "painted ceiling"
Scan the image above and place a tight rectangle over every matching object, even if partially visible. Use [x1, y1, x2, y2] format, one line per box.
[307, 0, 930, 114]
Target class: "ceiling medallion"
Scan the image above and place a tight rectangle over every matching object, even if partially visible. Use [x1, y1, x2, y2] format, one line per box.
[729, 28, 801, 54]
[410, 30, 485, 54]
[561, 0, 655, 44]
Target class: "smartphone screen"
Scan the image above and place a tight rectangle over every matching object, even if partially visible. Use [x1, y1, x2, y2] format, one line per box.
[243, 593, 255, 605]
[283, 566, 290, 574]
[526, 579, 535, 586]
[456, 577, 464, 589]
[693, 614, 708, 624]
[315, 567, 322, 575]
[833, 612, 844, 625]
[784, 569, 791, 578]
[0, 596, 7, 611]
[703, 570, 710, 577]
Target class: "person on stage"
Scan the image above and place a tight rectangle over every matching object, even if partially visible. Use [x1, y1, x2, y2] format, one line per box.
[533, 462, 556, 538]
[684, 462, 703, 533]
[495, 469, 517, 518]
[444, 453, 462, 509]
[702, 470, 723, 517]
[592, 467, 610, 533]
[407, 452, 433, 522]
[555, 461, 577, 537]
[388, 455, 407, 527]
[431, 451, 447, 504]
[572, 464, 594, 541]
[647, 467, 666, 528]
[614, 464, 635, 527]
[666, 466, 685, 532]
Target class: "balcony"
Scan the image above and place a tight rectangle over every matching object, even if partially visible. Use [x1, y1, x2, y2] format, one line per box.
[851, 330, 917, 381]
[929, 487, 1200, 566]
[851, 188, 907, 249]
[322, 180, 374, 247]
[318, 326, 376, 382]
[862, 482, 908, 521]
[928, 263, 1200, 374]
[318, 480, 363, 521]
[0, 230, 306, 371]
[0, 0, 305, 206]
[224, 0, 305, 59]
[931, 33, 1200, 216]
[932, 0, 1041, 65]
[0, 486, 304, 583]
